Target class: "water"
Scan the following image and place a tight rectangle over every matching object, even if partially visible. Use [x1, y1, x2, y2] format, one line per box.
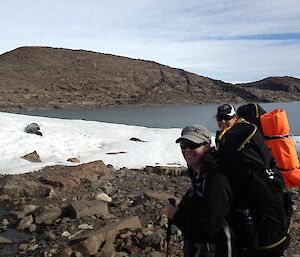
[14, 101, 300, 135]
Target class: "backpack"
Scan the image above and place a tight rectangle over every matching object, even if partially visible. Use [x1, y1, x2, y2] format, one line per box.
[237, 103, 300, 187]
[217, 119, 292, 256]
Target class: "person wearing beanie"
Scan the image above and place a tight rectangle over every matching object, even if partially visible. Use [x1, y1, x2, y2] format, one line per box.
[216, 104, 238, 131]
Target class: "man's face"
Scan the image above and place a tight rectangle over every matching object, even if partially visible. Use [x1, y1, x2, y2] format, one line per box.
[179, 140, 208, 168]
[217, 116, 237, 130]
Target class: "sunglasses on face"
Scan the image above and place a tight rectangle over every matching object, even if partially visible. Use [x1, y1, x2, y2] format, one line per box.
[216, 116, 232, 122]
[180, 141, 205, 150]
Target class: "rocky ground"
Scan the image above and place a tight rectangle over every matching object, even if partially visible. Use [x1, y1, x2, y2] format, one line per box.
[0, 158, 299, 257]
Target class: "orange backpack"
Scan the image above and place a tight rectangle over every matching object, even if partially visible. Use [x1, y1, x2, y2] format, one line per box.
[260, 109, 300, 187]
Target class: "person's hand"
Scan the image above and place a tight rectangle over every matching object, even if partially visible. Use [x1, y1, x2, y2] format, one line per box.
[165, 202, 179, 220]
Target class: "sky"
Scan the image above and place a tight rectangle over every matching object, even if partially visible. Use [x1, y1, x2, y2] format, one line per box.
[0, 0, 300, 83]
[1, 112, 300, 175]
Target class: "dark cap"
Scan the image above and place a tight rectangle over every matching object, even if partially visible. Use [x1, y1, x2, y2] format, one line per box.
[176, 125, 211, 144]
[216, 104, 236, 119]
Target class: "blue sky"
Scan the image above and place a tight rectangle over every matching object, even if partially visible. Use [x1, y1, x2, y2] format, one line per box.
[1, 0, 300, 83]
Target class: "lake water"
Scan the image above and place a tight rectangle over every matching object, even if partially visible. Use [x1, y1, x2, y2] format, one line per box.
[14, 101, 300, 135]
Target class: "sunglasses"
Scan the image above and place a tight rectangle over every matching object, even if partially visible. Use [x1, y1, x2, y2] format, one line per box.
[216, 116, 233, 122]
[180, 141, 205, 150]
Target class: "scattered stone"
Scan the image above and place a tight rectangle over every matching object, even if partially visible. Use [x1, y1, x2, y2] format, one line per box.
[78, 224, 93, 230]
[2, 219, 9, 226]
[65, 160, 113, 179]
[68, 199, 108, 219]
[58, 246, 73, 257]
[95, 192, 112, 203]
[17, 215, 33, 230]
[62, 231, 71, 237]
[144, 191, 180, 204]
[0, 235, 12, 244]
[21, 151, 41, 162]
[29, 223, 37, 232]
[44, 175, 80, 188]
[34, 206, 62, 225]
[129, 137, 147, 142]
[67, 158, 80, 163]
[1, 177, 49, 198]
[141, 233, 163, 250]
[106, 151, 127, 155]
[74, 216, 142, 255]
[0, 159, 299, 256]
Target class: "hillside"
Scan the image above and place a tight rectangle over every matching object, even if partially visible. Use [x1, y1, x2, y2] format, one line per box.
[0, 46, 300, 110]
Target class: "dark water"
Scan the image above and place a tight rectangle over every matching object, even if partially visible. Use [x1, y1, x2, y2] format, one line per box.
[14, 101, 300, 135]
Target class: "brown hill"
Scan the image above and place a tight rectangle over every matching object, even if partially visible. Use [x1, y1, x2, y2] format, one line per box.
[0, 46, 300, 110]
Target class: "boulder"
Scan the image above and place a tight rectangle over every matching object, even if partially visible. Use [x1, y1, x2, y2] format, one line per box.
[43, 175, 80, 188]
[1, 177, 49, 198]
[17, 215, 33, 230]
[34, 206, 62, 225]
[73, 216, 142, 255]
[68, 200, 108, 219]
[144, 191, 180, 204]
[67, 158, 80, 163]
[21, 151, 41, 163]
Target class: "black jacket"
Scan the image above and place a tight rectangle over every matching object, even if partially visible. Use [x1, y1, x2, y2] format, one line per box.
[173, 149, 235, 257]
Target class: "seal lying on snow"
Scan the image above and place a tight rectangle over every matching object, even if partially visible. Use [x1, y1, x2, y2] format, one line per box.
[24, 123, 43, 136]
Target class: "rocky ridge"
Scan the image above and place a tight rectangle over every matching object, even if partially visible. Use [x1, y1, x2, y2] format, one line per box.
[0, 46, 300, 111]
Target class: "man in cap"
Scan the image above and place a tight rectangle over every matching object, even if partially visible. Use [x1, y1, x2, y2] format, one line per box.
[165, 125, 235, 257]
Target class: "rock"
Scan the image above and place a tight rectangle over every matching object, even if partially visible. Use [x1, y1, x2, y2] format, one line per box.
[94, 180, 113, 195]
[65, 160, 113, 180]
[144, 191, 180, 204]
[68, 199, 108, 219]
[140, 233, 163, 250]
[22, 205, 38, 216]
[15, 205, 38, 219]
[150, 251, 164, 257]
[2, 219, 9, 226]
[44, 175, 80, 188]
[78, 224, 93, 230]
[21, 151, 41, 162]
[0, 235, 12, 244]
[17, 215, 33, 230]
[111, 252, 129, 257]
[95, 192, 112, 203]
[45, 230, 57, 241]
[73, 216, 142, 255]
[129, 137, 147, 142]
[1, 177, 49, 198]
[58, 246, 73, 257]
[67, 158, 80, 163]
[28, 244, 39, 251]
[144, 166, 186, 176]
[34, 206, 62, 225]
[62, 231, 71, 237]
[19, 243, 29, 251]
[29, 224, 37, 232]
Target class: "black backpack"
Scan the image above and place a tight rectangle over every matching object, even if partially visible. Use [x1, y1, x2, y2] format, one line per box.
[236, 103, 266, 131]
[217, 119, 293, 256]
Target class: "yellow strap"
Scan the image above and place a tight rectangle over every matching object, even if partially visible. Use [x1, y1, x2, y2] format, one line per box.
[254, 103, 259, 118]
[218, 118, 257, 151]
[260, 235, 288, 250]
[218, 126, 231, 141]
[260, 224, 291, 250]
[237, 124, 257, 151]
